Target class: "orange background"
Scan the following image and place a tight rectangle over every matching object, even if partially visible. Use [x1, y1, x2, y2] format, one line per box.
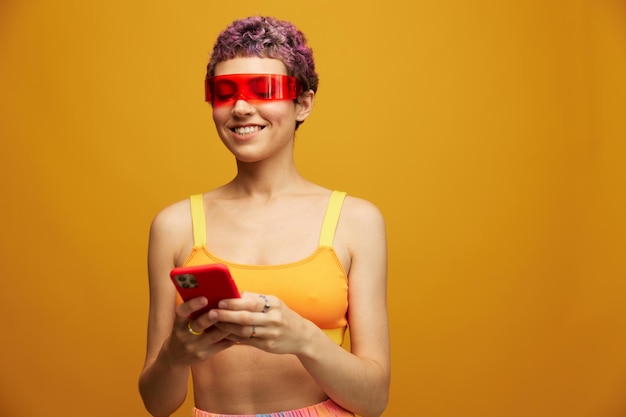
[1, 1, 625, 416]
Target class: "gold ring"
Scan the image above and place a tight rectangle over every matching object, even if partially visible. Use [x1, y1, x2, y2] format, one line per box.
[187, 320, 203, 336]
[249, 325, 256, 339]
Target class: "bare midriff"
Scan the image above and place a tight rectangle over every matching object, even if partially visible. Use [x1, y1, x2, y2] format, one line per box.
[191, 345, 328, 414]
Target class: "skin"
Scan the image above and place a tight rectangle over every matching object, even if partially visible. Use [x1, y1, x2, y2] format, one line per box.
[139, 57, 390, 417]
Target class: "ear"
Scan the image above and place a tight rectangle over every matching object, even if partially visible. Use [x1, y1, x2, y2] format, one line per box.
[295, 90, 315, 122]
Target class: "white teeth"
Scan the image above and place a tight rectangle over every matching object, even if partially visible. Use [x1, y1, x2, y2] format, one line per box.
[233, 126, 262, 135]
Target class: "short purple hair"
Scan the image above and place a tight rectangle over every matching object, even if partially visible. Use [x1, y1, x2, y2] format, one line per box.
[206, 16, 318, 94]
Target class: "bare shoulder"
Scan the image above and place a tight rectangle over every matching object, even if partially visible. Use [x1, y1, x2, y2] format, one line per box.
[148, 198, 194, 266]
[150, 198, 192, 236]
[336, 195, 387, 269]
[340, 195, 386, 234]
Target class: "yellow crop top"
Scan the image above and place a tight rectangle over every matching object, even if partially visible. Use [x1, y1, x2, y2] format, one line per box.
[182, 191, 349, 345]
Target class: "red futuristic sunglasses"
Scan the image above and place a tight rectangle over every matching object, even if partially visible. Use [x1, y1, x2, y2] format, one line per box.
[205, 73, 303, 106]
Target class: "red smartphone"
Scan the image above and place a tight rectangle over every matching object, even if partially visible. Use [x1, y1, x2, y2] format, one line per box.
[170, 263, 240, 319]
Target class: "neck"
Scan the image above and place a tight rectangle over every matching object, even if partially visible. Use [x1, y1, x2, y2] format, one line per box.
[228, 158, 308, 198]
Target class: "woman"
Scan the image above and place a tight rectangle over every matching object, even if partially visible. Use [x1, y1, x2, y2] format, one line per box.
[139, 16, 390, 417]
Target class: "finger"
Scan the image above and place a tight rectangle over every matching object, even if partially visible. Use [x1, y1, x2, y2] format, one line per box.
[210, 307, 257, 327]
[217, 294, 261, 312]
[186, 320, 204, 336]
[217, 323, 259, 341]
[218, 293, 273, 313]
[185, 318, 234, 347]
[258, 294, 271, 313]
[175, 297, 208, 320]
[187, 310, 222, 335]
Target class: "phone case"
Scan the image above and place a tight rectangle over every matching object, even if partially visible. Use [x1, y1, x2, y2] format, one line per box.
[170, 263, 240, 319]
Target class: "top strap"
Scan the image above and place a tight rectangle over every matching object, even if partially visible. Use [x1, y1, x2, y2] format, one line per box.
[319, 191, 347, 247]
[190, 194, 206, 247]
[190, 191, 346, 248]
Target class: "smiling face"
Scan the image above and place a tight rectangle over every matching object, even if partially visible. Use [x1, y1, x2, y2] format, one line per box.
[211, 57, 314, 164]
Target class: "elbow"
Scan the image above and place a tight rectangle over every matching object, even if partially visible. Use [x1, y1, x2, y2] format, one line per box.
[139, 395, 181, 417]
[368, 393, 390, 417]
[368, 369, 390, 416]
[138, 377, 184, 417]
[353, 381, 390, 417]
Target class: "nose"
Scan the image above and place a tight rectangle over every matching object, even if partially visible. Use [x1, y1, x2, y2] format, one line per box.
[231, 96, 254, 116]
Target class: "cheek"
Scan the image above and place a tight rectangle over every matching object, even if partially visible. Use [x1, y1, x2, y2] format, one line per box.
[257, 102, 297, 123]
[212, 107, 231, 128]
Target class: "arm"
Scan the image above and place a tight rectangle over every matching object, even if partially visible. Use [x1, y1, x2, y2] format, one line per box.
[296, 198, 390, 416]
[212, 198, 390, 417]
[138, 204, 233, 417]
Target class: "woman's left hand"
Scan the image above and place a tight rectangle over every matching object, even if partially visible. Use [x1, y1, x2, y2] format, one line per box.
[209, 292, 312, 354]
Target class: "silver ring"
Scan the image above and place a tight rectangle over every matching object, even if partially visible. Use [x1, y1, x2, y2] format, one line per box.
[250, 325, 257, 339]
[259, 294, 271, 313]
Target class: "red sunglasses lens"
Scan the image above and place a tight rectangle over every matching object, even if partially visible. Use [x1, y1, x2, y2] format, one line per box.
[205, 74, 302, 105]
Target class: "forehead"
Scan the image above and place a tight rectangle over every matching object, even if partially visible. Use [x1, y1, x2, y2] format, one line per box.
[213, 57, 288, 76]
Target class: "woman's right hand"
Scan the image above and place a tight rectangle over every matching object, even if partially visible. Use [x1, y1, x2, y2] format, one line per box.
[162, 296, 235, 366]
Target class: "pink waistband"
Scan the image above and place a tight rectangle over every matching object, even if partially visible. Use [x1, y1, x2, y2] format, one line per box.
[192, 399, 354, 417]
